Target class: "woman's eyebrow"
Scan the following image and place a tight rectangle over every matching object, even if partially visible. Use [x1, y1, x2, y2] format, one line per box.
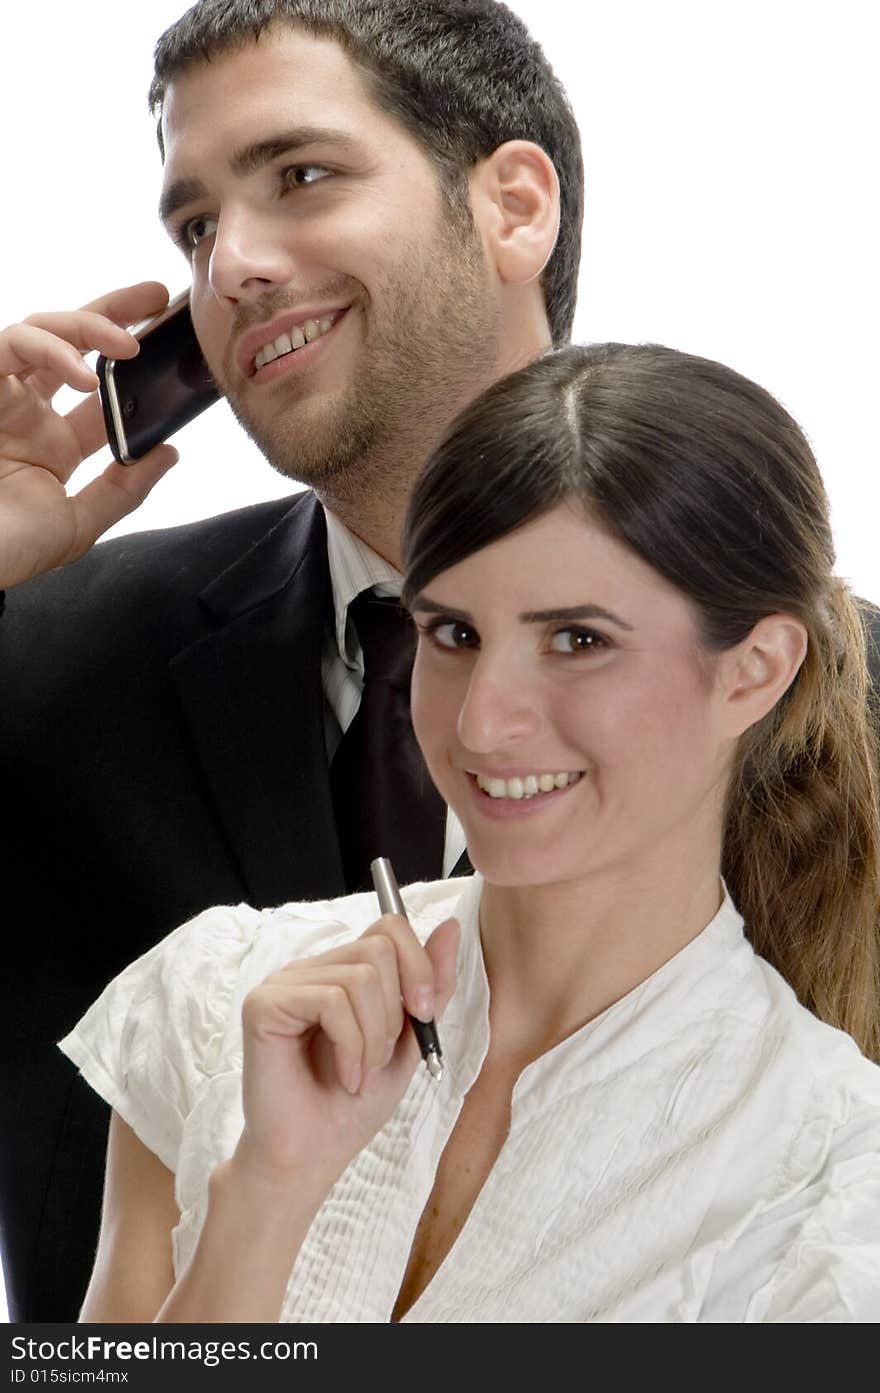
[409, 596, 472, 620]
[410, 597, 634, 630]
[519, 604, 634, 630]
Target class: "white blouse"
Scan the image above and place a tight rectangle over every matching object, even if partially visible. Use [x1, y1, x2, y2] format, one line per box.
[59, 875, 880, 1322]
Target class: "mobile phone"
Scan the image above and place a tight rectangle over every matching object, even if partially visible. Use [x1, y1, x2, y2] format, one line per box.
[96, 289, 221, 463]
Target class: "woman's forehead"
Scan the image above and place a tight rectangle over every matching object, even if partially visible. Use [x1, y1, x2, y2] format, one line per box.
[419, 504, 699, 633]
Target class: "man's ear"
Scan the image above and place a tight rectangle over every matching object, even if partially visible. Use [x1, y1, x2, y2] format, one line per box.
[469, 140, 560, 286]
[718, 614, 808, 736]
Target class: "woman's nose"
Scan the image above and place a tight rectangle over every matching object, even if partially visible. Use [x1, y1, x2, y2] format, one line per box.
[456, 656, 542, 754]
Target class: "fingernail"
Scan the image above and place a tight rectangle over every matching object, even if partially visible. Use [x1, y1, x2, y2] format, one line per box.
[384, 1038, 397, 1065]
[346, 1063, 362, 1096]
[413, 987, 434, 1021]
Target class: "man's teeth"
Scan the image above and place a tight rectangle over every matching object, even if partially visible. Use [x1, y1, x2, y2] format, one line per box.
[253, 316, 334, 370]
[474, 771, 584, 800]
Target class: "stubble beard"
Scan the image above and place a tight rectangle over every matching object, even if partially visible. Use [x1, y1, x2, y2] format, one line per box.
[222, 212, 501, 507]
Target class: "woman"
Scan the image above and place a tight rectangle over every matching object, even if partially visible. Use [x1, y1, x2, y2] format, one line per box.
[62, 344, 880, 1322]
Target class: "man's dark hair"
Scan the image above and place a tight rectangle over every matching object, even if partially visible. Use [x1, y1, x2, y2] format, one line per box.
[149, 0, 584, 345]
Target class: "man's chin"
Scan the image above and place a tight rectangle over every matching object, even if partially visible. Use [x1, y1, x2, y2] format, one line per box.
[227, 394, 383, 490]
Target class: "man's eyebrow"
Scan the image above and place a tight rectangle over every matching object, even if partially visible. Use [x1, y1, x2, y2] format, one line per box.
[158, 126, 360, 224]
[410, 597, 635, 631]
[230, 125, 360, 174]
[159, 176, 209, 225]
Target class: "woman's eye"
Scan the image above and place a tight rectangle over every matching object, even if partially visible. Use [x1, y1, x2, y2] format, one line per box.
[181, 215, 218, 251]
[549, 627, 607, 654]
[283, 165, 332, 190]
[422, 620, 478, 650]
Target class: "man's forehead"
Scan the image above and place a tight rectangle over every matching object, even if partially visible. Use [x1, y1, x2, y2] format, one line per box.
[159, 24, 375, 148]
[158, 37, 404, 214]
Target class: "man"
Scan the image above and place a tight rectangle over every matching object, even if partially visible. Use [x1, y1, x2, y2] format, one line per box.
[0, 0, 583, 1319]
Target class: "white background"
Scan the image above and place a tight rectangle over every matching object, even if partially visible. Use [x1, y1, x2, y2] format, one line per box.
[1, 0, 877, 1322]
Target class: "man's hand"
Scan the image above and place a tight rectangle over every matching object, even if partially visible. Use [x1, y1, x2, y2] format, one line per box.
[0, 282, 179, 590]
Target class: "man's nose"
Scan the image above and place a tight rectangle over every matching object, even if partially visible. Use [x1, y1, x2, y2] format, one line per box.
[456, 655, 542, 754]
[207, 210, 298, 301]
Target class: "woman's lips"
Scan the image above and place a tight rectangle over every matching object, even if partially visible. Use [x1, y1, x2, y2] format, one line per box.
[464, 770, 584, 819]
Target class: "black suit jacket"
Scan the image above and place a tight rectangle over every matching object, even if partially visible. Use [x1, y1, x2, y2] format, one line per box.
[0, 489, 367, 1320]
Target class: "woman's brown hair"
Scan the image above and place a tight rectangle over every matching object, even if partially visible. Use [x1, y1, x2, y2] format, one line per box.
[402, 343, 880, 1060]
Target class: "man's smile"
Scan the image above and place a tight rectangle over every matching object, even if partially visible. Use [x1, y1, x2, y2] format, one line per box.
[237, 305, 351, 378]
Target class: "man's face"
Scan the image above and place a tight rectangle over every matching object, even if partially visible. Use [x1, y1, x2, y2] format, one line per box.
[159, 25, 502, 497]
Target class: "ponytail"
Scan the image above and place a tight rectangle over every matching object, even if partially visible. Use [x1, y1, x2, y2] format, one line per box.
[723, 586, 880, 1061]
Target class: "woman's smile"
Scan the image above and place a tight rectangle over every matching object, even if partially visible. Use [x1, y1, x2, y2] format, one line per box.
[464, 768, 586, 819]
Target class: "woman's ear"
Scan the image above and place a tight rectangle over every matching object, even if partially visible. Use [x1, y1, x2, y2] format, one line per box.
[719, 614, 808, 736]
[469, 140, 560, 286]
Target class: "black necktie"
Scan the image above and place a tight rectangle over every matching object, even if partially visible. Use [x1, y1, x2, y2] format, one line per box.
[330, 591, 447, 893]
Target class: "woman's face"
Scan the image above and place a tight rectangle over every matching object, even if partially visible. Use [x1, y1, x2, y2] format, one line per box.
[410, 503, 737, 889]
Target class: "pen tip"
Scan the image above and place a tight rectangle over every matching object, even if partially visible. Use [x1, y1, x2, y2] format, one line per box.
[426, 1053, 443, 1080]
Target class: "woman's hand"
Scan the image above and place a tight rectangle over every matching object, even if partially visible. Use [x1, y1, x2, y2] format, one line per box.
[0, 282, 179, 590]
[81, 916, 460, 1329]
[234, 912, 460, 1193]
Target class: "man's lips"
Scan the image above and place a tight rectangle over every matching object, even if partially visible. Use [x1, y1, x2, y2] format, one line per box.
[236, 305, 351, 378]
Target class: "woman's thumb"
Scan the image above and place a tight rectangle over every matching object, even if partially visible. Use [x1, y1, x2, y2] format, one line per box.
[425, 917, 460, 1014]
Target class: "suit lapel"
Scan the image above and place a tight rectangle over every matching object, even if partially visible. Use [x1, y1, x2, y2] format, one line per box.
[170, 493, 345, 906]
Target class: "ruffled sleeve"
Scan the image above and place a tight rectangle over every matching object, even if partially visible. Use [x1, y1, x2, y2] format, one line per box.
[746, 1117, 880, 1322]
[57, 902, 266, 1174]
[701, 1066, 880, 1323]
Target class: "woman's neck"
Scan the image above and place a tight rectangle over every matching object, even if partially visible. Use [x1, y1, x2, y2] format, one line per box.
[477, 838, 725, 1061]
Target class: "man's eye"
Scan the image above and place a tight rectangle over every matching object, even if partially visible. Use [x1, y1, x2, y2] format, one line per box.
[549, 627, 607, 654]
[283, 165, 332, 190]
[180, 215, 218, 251]
[420, 619, 478, 650]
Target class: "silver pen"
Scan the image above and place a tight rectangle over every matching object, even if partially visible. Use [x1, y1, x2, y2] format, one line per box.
[370, 856, 443, 1080]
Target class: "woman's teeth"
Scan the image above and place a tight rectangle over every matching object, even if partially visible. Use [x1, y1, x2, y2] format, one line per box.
[474, 771, 584, 800]
[253, 316, 334, 371]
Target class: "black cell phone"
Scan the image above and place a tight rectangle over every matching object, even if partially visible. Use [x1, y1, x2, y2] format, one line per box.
[96, 289, 221, 463]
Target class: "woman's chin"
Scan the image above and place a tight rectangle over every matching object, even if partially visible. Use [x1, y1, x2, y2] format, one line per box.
[464, 838, 568, 888]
